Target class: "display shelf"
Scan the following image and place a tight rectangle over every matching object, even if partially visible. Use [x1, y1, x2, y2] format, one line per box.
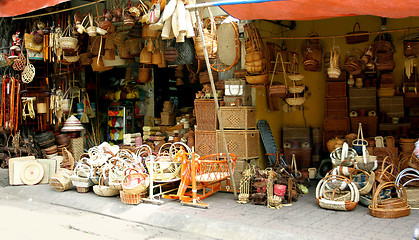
[107, 106, 134, 142]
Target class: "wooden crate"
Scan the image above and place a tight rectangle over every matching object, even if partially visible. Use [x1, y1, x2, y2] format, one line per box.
[284, 148, 312, 169]
[350, 116, 378, 137]
[194, 99, 218, 130]
[195, 130, 217, 157]
[220, 106, 256, 129]
[324, 117, 350, 132]
[349, 87, 377, 111]
[216, 130, 259, 159]
[326, 81, 347, 97]
[379, 96, 404, 118]
[325, 97, 348, 117]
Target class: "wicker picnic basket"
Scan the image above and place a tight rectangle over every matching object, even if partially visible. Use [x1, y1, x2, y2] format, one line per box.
[316, 175, 359, 211]
[369, 182, 411, 218]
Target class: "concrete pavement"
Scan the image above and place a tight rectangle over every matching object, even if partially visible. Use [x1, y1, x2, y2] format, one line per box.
[0, 169, 418, 240]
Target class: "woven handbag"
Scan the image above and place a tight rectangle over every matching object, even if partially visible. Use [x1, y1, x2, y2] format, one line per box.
[316, 175, 359, 211]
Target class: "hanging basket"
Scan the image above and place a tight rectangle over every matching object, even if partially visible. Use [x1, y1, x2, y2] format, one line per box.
[285, 97, 305, 106]
[345, 23, 369, 44]
[245, 73, 268, 85]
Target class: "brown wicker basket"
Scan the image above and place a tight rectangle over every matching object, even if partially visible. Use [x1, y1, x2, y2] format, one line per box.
[368, 182, 410, 219]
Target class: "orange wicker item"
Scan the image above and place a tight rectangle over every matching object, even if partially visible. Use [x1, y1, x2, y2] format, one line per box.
[368, 182, 411, 219]
[120, 190, 146, 204]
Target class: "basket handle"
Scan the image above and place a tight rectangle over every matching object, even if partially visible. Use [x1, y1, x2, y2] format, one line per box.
[352, 22, 361, 32]
[356, 122, 364, 141]
[349, 168, 369, 182]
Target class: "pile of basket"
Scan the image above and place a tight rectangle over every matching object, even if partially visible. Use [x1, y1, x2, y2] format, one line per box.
[35, 131, 59, 159]
[244, 23, 268, 85]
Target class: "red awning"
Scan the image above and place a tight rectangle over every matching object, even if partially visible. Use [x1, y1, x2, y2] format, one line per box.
[220, 0, 419, 20]
[0, 0, 70, 18]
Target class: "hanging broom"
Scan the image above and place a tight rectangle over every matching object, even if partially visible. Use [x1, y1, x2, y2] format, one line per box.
[80, 98, 89, 124]
[85, 93, 96, 119]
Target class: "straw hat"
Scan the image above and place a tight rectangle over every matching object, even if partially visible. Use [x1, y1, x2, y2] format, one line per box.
[62, 115, 84, 132]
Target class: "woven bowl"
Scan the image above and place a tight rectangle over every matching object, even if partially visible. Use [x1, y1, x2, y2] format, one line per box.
[285, 97, 305, 106]
[288, 74, 304, 81]
[245, 73, 268, 85]
[58, 37, 78, 51]
[288, 85, 305, 94]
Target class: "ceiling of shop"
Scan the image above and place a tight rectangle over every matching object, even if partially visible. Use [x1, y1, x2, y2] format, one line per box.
[220, 0, 419, 20]
[0, 0, 71, 18]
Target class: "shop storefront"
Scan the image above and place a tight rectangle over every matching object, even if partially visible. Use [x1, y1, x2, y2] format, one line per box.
[0, 0, 418, 215]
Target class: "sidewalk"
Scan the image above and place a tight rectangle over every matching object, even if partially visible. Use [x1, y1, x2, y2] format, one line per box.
[0, 168, 417, 240]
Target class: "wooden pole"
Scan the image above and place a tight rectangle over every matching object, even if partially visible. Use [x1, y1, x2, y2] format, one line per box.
[194, 9, 238, 199]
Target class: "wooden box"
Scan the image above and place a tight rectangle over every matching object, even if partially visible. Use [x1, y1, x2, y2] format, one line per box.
[349, 87, 377, 111]
[379, 96, 404, 118]
[324, 117, 350, 132]
[350, 116, 379, 137]
[325, 97, 348, 117]
[195, 99, 218, 130]
[284, 148, 312, 169]
[195, 130, 217, 157]
[326, 81, 347, 97]
[220, 106, 256, 129]
[216, 130, 259, 159]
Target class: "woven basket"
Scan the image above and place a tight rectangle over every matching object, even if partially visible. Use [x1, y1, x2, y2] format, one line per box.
[350, 169, 375, 195]
[49, 169, 73, 192]
[194, 8, 217, 59]
[316, 175, 359, 211]
[93, 177, 120, 197]
[369, 182, 410, 218]
[120, 190, 146, 204]
[59, 37, 78, 51]
[245, 74, 268, 85]
[76, 186, 90, 193]
[121, 168, 149, 194]
[345, 23, 369, 44]
[285, 97, 305, 106]
[375, 157, 397, 183]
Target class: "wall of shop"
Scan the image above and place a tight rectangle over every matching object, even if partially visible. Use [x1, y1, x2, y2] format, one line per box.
[254, 16, 419, 165]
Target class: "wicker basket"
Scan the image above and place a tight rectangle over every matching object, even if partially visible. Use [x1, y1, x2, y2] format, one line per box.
[375, 157, 397, 183]
[49, 169, 73, 192]
[194, 99, 218, 130]
[76, 186, 90, 193]
[120, 190, 146, 204]
[121, 168, 149, 195]
[59, 37, 78, 51]
[245, 73, 268, 85]
[316, 175, 359, 211]
[220, 106, 256, 129]
[93, 177, 120, 197]
[369, 182, 410, 218]
[285, 97, 305, 106]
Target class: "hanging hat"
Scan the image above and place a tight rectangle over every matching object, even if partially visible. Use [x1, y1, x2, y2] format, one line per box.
[61, 115, 84, 132]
